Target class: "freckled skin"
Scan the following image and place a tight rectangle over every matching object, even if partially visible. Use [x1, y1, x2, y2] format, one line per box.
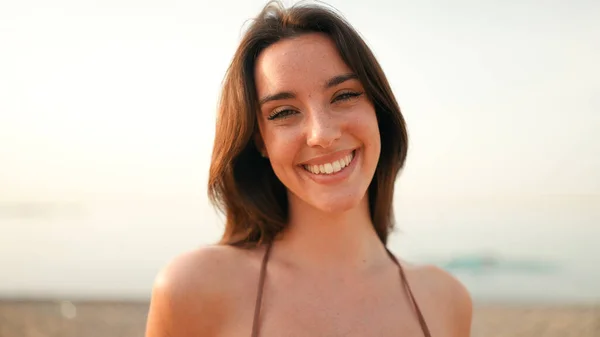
[254, 33, 381, 213]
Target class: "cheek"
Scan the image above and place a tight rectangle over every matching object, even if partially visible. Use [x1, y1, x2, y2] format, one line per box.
[264, 128, 303, 167]
[350, 109, 381, 149]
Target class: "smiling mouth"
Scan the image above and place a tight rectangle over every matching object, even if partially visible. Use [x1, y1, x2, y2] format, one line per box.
[302, 150, 356, 175]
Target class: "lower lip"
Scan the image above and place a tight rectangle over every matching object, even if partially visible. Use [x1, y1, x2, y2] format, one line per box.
[300, 149, 359, 185]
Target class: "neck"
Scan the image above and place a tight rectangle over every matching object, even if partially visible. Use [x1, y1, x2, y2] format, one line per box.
[274, 193, 388, 272]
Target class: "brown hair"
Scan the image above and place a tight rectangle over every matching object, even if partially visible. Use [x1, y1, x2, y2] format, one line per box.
[208, 0, 408, 247]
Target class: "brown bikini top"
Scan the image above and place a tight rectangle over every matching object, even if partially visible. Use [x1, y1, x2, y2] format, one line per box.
[250, 242, 432, 337]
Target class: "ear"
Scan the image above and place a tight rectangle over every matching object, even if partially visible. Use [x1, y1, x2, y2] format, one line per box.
[254, 132, 268, 158]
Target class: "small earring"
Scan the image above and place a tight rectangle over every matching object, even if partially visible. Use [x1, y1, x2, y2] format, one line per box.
[261, 152, 267, 158]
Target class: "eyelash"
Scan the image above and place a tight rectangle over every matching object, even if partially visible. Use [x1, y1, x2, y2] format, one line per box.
[266, 91, 364, 121]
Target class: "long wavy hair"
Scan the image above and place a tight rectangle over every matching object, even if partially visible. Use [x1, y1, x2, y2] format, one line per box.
[208, 0, 408, 248]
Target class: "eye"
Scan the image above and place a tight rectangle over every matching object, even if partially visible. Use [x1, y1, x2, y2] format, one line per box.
[332, 91, 363, 103]
[267, 108, 297, 121]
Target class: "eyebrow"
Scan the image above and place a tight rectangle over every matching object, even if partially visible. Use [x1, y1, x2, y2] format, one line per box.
[258, 72, 359, 106]
[325, 73, 358, 89]
[259, 91, 296, 106]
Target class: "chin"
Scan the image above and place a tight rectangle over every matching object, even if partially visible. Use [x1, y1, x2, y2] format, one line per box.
[309, 193, 366, 214]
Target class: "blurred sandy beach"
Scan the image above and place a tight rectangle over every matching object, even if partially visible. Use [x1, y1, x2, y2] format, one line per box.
[1, 300, 598, 337]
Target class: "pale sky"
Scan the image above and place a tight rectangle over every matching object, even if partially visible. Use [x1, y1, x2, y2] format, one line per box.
[1, 0, 599, 202]
[0, 0, 599, 298]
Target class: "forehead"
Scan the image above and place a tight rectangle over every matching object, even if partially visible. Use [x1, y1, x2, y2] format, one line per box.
[254, 33, 353, 93]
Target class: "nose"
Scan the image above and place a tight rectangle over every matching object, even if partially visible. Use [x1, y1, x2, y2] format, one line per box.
[306, 111, 342, 148]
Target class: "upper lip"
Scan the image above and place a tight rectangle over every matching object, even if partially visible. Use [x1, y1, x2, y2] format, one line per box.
[298, 149, 356, 166]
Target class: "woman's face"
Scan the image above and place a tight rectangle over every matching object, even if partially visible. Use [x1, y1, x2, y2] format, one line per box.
[254, 33, 381, 213]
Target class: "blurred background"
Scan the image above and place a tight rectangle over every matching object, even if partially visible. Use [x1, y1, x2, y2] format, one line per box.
[1, 0, 598, 336]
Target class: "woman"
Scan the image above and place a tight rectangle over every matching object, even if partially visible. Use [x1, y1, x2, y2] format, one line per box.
[146, 1, 472, 336]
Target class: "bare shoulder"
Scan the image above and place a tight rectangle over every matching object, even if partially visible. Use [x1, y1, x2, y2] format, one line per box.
[402, 262, 473, 336]
[145, 244, 263, 337]
[403, 262, 472, 306]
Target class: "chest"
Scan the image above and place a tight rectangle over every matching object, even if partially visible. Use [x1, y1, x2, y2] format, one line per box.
[243, 271, 429, 337]
[259, 295, 426, 337]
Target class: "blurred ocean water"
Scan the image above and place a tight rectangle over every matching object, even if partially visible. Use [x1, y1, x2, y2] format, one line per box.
[0, 195, 598, 304]
[417, 252, 600, 304]
[390, 195, 600, 304]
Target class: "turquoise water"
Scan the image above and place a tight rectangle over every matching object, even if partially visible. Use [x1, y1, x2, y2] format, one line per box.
[454, 260, 600, 304]
[0, 196, 598, 304]
[389, 195, 600, 304]
[414, 251, 600, 304]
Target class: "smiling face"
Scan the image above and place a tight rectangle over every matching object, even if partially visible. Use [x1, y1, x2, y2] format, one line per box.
[254, 33, 381, 214]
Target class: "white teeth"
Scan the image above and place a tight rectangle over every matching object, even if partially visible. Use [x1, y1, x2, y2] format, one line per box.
[332, 161, 341, 172]
[303, 151, 355, 175]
